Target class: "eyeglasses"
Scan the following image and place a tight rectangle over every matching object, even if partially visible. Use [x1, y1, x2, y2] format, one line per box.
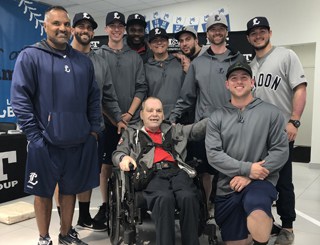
[108, 24, 125, 30]
[150, 37, 167, 44]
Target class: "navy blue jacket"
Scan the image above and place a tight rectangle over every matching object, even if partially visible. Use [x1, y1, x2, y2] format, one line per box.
[11, 40, 102, 147]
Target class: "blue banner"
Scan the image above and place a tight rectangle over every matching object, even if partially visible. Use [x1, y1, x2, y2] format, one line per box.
[0, 0, 47, 122]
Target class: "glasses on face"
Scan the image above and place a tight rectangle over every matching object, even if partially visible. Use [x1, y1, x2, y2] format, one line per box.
[108, 23, 125, 30]
[150, 37, 167, 44]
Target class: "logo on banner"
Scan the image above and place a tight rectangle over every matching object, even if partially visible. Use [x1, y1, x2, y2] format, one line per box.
[28, 172, 38, 186]
[0, 151, 19, 190]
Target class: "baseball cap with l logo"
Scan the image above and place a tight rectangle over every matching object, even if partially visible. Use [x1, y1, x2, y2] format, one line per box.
[246, 16, 270, 34]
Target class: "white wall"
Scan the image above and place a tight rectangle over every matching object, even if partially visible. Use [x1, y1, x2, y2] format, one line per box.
[93, 0, 320, 166]
[288, 44, 315, 147]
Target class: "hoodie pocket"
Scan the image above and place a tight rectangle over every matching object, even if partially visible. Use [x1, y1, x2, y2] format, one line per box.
[43, 111, 90, 146]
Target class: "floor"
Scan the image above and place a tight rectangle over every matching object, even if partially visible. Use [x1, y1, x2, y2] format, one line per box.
[1, 162, 320, 245]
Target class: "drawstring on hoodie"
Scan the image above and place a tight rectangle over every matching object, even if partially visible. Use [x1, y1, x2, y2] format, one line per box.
[237, 110, 244, 123]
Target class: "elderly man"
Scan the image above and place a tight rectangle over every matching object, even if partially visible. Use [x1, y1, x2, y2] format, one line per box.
[112, 96, 207, 245]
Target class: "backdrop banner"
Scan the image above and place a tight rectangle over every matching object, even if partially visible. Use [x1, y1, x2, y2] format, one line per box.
[91, 31, 255, 61]
[0, 0, 47, 122]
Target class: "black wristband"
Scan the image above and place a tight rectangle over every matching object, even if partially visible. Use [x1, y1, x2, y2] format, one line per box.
[127, 111, 133, 117]
[119, 154, 126, 162]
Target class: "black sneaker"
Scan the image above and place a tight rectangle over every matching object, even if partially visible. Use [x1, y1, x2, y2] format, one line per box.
[58, 228, 88, 245]
[38, 235, 52, 245]
[271, 223, 282, 236]
[77, 218, 108, 232]
[93, 204, 108, 223]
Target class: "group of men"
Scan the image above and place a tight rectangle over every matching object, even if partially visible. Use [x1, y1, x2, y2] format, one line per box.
[10, 4, 306, 245]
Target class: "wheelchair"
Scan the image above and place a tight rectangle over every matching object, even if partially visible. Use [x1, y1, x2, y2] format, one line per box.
[106, 164, 218, 245]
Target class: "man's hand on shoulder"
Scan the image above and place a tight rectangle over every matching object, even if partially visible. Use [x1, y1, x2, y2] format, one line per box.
[117, 120, 127, 134]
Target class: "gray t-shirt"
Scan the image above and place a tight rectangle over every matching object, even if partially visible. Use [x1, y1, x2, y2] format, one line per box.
[250, 46, 307, 122]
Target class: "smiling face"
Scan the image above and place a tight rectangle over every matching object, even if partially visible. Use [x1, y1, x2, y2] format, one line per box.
[247, 27, 272, 51]
[149, 37, 168, 56]
[44, 8, 71, 50]
[206, 24, 228, 46]
[127, 24, 145, 46]
[105, 20, 125, 42]
[72, 20, 94, 46]
[226, 70, 254, 99]
[178, 32, 198, 57]
[140, 97, 164, 132]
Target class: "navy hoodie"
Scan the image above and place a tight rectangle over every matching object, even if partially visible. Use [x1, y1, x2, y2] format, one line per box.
[11, 40, 102, 147]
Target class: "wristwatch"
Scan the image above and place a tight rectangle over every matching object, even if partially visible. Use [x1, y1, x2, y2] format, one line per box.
[288, 119, 301, 128]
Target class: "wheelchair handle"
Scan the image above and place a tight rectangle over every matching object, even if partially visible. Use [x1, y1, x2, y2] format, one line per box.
[129, 163, 135, 171]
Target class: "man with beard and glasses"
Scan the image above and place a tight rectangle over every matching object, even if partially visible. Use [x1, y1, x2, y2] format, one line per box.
[145, 28, 185, 120]
[247, 16, 307, 245]
[169, 14, 245, 213]
[125, 13, 153, 63]
[54, 12, 125, 232]
[11, 6, 101, 245]
[174, 25, 209, 72]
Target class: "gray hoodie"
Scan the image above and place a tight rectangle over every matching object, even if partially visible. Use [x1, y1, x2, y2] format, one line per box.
[205, 98, 289, 196]
[87, 50, 122, 125]
[170, 48, 245, 123]
[145, 54, 185, 119]
[113, 119, 207, 170]
[95, 44, 147, 123]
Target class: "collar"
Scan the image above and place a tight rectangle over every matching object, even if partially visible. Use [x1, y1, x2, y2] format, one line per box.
[145, 127, 161, 134]
[132, 45, 146, 54]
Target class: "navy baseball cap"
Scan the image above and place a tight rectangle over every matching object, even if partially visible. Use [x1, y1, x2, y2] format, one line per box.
[148, 28, 169, 42]
[226, 62, 252, 79]
[105, 11, 125, 26]
[127, 13, 146, 28]
[72, 12, 98, 29]
[246, 17, 270, 34]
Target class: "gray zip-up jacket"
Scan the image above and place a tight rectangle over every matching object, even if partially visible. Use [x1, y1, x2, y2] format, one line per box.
[95, 44, 147, 123]
[205, 98, 289, 196]
[87, 50, 122, 125]
[169, 48, 245, 123]
[113, 119, 207, 170]
[145, 54, 185, 119]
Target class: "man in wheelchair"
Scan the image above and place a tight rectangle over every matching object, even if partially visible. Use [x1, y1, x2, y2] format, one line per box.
[112, 96, 207, 245]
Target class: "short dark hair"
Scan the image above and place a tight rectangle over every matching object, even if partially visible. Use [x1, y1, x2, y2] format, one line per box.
[45, 5, 68, 15]
[141, 96, 162, 110]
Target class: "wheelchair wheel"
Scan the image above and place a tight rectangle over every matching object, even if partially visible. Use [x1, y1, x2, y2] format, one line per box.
[109, 171, 122, 245]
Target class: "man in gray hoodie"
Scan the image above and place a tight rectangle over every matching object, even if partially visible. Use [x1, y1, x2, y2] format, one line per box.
[170, 14, 245, 208]
[205, 61, 289, 245]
